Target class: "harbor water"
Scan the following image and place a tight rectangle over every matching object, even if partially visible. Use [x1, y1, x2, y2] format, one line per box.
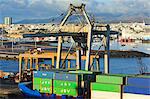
[0, 57, 150, 74]
[0, 41, 150, 74]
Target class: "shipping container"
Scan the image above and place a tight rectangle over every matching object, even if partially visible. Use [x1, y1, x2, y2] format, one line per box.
[53, 80, 79, 89]
[91, 83, 121, 92]
[40, 86, 52, 94]
[33, 78, 41, 85]
[54, 72, 82, 81]
[91, 90, 120, 99]
[41, 79, 52, 87]
[91, 90, 150, 99]
[136, 75, 150, 78]
[123, 93, 150, 99]
[41, 71, 54, 79]
[69, 71, 96, 82]
[53, 87, 83, 96]
[96, 75, 126, 85]
[83, 74, 96, 82]
[33, 84, 40, 91]
[33, 71, 42, 78]
[69, 70, 93, 74]
[127, 77, 150, 88]
[124, 85, 150, 95]
[33, 71, 54, 79]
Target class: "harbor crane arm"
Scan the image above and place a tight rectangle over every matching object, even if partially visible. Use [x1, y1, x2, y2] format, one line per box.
[60, 4, 73, 26]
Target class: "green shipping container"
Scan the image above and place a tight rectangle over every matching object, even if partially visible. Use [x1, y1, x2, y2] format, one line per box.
[33, 84, 40, 91]
[69, 70, 93, 74]
[53, 80, 79, 89]
[96, 75, 126, 85]
[92, 83, 121, 92]
[53, 87, 79, 96]
[41, 79, 52, 87]
[33, 78, 41, 85]
[40, 87, 52, 93]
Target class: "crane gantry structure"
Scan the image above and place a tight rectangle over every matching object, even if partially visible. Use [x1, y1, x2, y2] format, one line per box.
[19, 4, 118, 81]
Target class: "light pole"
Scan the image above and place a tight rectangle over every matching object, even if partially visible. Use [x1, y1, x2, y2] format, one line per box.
[35, 37, 38, 48]
[35, 39, 37, 48]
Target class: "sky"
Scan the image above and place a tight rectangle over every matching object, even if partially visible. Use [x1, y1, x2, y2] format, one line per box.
[0, 0, 149, 23]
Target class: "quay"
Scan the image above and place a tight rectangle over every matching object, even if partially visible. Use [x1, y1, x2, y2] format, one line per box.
[0, 50, 149, 60]
[0, 51, 18, 59]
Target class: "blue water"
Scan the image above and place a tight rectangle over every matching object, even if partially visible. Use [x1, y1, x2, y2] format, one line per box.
[0, 57, 149, 74]
[92, 41, 150, 54]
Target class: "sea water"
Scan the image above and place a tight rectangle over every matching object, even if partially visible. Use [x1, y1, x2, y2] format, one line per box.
[0, 57, 149, 74]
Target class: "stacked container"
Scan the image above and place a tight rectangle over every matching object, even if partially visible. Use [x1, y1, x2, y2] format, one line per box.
[91, 75, 126, 99]
[53, 72, 83, 97]
[124, 76, 150, 95]
[33, 71, 54, 94]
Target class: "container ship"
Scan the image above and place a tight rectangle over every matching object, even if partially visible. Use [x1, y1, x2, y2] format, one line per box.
[17, 4, 150, 99]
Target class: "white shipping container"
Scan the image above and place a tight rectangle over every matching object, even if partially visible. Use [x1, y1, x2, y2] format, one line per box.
[91, 91, 150, 99]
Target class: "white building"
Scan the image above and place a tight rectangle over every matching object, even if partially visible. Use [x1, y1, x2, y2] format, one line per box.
[4, 17, 12, 25]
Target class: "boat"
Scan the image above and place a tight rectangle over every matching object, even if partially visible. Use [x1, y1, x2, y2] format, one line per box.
[18, 81, 41, 98]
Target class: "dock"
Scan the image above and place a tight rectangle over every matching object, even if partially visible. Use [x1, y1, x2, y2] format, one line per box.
[0, 50, 149, 60]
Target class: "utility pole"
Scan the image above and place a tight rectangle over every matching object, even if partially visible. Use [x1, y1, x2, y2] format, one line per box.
[35, 39, 37, 48]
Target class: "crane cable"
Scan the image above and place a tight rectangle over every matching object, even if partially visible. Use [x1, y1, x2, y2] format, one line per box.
[61, 42, 75, 69]
[89, 37, 105, 70]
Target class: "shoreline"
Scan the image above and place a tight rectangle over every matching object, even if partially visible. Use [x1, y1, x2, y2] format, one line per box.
[0, 50, 149, 60]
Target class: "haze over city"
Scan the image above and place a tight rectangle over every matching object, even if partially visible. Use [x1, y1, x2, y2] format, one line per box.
[0, 0, 149, 23]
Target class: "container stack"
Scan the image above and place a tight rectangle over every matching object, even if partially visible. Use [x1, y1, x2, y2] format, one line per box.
[33, 71, 54, 94]
[53, 72, 83, 97]
[91, 75, 126, 99]
[124, 76, 150, 95]
[32, 71, 150, 99]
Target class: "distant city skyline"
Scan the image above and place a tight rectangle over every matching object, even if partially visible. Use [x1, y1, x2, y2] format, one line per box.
[0, 0, 149, 23]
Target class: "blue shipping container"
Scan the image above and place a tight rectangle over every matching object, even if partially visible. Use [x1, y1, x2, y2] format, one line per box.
[54, 73, 81, 81]
[33, 71, 54, 79]
[127, 77, 150, 88]
[33, 71, 41, 78]
[124, 85, 150, 95]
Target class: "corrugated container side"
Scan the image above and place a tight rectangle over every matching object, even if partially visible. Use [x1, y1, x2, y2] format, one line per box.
[33, 71, 41, 78]
[40, 86, 52, 94]
[53, 80, 79, 89]
[91, 90, 120, 99]
[41, 71, 54, 79]
[33, 84, 40, 91]
[124, 85, 150, 95]
[96, 75, 126, 85]
[33, 71, 54, 79]
[41, 79, 52, 87]
[69, 70, 93, 74]
[91, 83, 121, 92]
[54, 73, 82, 81]
[33, 78, 41, 85]
[53, 87, 83, 96]
[127, 77, 150, 88]
[83, 74, 96, 82]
